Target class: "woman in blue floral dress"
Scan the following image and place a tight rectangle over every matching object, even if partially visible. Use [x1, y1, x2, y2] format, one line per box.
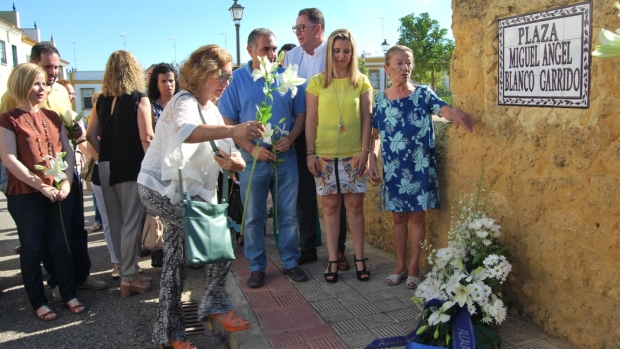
[369, 45, 473, 289]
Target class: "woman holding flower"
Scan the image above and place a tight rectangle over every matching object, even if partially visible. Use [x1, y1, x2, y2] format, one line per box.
[305, 29, 373, 283]
[368, 45, 473, 289]
[138, 45, 263, 349]
[0, 63, 84, 320]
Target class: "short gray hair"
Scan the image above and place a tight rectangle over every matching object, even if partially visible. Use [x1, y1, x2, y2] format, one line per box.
[247, 28, 275, 49]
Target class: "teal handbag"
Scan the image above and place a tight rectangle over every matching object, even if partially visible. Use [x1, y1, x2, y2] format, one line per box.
[179, 165, 235, 265]
[178, 101, 235, 265]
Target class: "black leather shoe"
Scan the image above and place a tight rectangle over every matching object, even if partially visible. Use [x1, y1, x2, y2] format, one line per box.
[297, 252, 318, 265]
[247, 271, 265, 288]
[283, 267, 308, 283]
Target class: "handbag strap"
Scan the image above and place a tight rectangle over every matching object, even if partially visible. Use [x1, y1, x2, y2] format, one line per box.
[176, 94, 230, 204]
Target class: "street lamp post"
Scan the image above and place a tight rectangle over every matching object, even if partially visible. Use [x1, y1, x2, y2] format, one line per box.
[229, 0, 244, 67]
[171, 36, 177, 65]
[379, 17, 390, 53]
[381, 39, 390, 53]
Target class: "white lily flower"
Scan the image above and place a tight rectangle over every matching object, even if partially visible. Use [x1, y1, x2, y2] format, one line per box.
[45, 153, 68, 183]
[274, 123, 290, 137]
[593, 28, 620, 58]
[475, 230, 488, 239]
[452, 283, 476, 309]
[251, 56, 277, 83]
[427, 308, 451, 326]
[262, 123, 274, 145]
[276, 64, 306, 98]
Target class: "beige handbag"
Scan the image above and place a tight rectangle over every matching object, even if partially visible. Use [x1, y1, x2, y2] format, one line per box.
[142, 214, 164, 250]
[80, 156, 95, 182]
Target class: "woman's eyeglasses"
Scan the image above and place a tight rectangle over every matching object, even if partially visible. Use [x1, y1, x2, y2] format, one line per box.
[292, 24, 316, 33]
[217, 73, 233, 83]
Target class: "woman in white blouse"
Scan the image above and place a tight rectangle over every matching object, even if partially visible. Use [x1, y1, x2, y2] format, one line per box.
[138, 45, 264, 349]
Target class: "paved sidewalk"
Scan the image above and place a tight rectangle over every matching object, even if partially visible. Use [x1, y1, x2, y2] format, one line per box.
[0, 189, 579, 348]
[224, 223, 579, 349]
[0, 191, 228, 349]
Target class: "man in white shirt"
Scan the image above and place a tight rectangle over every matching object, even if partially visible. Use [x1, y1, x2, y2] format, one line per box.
[284, 8, 350, 271]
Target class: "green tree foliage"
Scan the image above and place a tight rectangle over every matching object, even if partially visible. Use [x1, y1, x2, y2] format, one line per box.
[358, 55, 370, 79]
[396, 12, 455, 90]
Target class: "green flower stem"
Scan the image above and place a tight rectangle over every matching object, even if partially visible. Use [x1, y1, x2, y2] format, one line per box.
[55, 182, 71, 254]
[57, 202, 71, 254]
[240, 146, 261, 236]
[272, 148, 280, 247]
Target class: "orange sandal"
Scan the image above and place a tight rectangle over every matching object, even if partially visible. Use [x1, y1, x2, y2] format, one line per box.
[164, 340, 196, 349]
[207, 310, 251, 332]
[36, 305, 57, 321]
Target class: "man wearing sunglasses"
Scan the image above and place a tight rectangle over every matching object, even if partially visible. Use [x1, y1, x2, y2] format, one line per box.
[284, 8, 351, 272]
[219, 28, 308, 288]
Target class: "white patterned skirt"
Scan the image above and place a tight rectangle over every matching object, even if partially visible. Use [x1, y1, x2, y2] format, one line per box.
[314, 155, 367, 195]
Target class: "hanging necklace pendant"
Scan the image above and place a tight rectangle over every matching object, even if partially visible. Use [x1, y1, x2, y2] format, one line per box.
[338, 118, 346, 134]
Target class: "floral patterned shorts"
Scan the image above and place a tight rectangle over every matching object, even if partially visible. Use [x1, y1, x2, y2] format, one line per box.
[314, 155, 367, 195]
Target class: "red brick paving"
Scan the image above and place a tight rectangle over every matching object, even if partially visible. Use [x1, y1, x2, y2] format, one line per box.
[231, 245, 341, 348]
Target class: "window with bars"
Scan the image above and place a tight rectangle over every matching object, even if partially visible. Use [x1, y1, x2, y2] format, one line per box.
[11, 45, 17, 67]
[0, 41, 7, 65]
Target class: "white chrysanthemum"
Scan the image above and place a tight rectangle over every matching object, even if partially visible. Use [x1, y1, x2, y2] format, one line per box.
[468, 282, 486, 305]
[483, 239, 492, 246]
[481, 284, 492, 299]
[483, 254, 500, 267]
[485, 266, 498, 279]
[467, 302, 477, 316]
[495, 303, 507, 323]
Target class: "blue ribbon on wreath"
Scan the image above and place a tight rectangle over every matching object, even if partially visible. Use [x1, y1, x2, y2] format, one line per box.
[364, 299, 476, 349]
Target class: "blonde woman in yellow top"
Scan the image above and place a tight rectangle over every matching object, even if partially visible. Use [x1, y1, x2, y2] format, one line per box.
[306, 29, 373, 284]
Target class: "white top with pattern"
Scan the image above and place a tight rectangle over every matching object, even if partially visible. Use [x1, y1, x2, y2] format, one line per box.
[138, 92, 238, 204]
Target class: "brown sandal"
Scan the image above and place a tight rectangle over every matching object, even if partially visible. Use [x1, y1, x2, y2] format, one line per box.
[64, 298, 85, 314]
[36, 305, 57, 321]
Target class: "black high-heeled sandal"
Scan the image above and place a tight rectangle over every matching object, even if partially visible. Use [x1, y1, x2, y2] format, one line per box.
[324, 260, 339, 284]
[354, 256, 370, 282]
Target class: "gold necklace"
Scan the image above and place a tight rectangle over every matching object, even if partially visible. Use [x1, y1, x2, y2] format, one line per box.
[332, 79, 350, 134]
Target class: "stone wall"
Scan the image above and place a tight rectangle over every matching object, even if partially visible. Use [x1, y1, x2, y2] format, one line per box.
[364, 1, 620, 348]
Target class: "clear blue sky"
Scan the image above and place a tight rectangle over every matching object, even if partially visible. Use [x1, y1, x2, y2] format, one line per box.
[13, 0, 453, 71]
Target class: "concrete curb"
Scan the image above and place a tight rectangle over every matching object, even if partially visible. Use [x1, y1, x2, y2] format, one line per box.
[222, 266, 271, 349]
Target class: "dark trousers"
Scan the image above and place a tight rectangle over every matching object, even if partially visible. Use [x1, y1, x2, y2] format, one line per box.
[42, 171, 91, 287]
[295, 134, 348, 254]
[8, 191, 76, 310]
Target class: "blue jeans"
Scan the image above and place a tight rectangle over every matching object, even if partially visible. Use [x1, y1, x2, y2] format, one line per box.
[239, 148, 300, 272]
[94, 193, 102, 224]
[7, 191, 76, 310]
